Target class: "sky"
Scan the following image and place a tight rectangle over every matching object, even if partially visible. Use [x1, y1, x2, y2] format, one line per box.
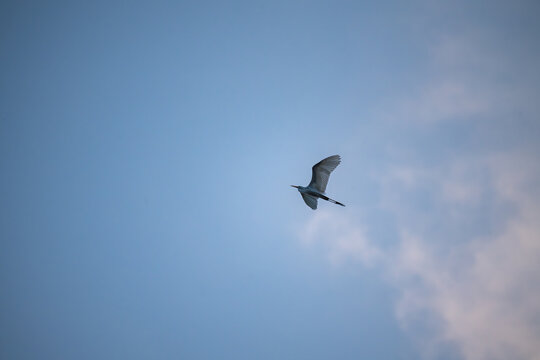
[1, 1, 540, 359]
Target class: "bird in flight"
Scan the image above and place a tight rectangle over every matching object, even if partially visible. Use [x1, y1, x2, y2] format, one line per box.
[291, 155, 345, 210]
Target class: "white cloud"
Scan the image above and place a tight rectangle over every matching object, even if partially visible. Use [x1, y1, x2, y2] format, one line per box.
[388, 32, 540, 125]
[299, 209, 381, 267]
[398, 81, 491, 123]
[379, 31, 540, 359]
[392, 156, 540, 360]
[300, 30, 540, 360]
[301, 156, 540, 360]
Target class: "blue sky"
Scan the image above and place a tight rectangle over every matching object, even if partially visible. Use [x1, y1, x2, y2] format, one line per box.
[1, 1, 539, 359]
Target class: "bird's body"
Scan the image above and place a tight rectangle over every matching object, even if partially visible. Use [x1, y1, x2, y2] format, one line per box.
[291, 155, 345, 210]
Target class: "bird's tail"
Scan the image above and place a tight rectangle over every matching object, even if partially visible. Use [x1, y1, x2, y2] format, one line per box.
[328, 198, 345, 207]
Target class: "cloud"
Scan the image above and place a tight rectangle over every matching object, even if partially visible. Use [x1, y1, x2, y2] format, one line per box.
[300, 30, 540, 360]
[387, 32, 540, 125]
[384, 30, 540, 359]
[301, 155, 540, 360]
[299, 210, 381, 267]
[389, 155, 540, 360]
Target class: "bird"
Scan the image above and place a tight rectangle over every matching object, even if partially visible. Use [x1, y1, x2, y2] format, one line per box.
[291, 155, 345, 210]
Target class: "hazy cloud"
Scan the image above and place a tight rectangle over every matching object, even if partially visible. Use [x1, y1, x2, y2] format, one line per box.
[301, 154, 540, 360]
[300, 210, 381, 267]
[389, 155, 540, 360]
[300, 30, 540, 359]
[389, 32, 540, 125]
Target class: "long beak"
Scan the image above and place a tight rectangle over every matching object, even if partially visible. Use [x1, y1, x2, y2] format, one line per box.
[290, 185, 299, 188]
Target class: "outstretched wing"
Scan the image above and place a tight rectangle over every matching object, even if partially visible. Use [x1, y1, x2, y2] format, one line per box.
[308, 155, 341, 193]
[301, 193, 318, 210]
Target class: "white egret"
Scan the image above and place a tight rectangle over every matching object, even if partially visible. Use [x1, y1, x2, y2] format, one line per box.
[291, 155, 345, 210]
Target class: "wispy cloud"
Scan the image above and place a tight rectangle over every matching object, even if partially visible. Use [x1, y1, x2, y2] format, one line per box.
[301, 155, 540, 360]
[388, 32, 540, 125]
[388, 155, 540, 360]
[300, 30, 540, 359]
[299, 210, 381, 267]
